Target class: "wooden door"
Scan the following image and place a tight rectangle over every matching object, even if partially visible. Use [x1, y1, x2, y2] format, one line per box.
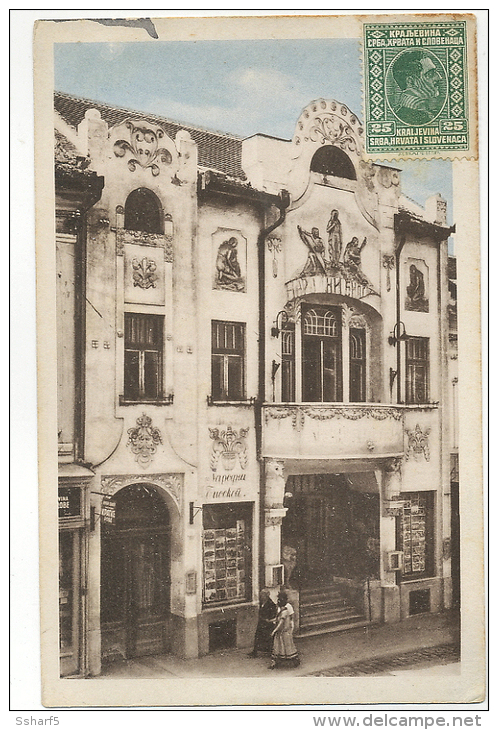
[282, 493, 334, 586]
[59, 529, 81, 676]
[124, 531, 171, 658]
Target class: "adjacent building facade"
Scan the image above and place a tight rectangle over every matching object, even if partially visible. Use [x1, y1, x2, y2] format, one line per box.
[55, 91, 457, 677]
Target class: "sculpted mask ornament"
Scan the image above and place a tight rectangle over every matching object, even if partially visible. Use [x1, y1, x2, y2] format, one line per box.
[384, 457, 403, 474]
[209, 425, 249, 471]
[113, 120, 173, 176]
[127, 413, 162, 467]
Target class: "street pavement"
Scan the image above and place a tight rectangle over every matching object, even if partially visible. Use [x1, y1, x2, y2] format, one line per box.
[99, 609, 460, 679]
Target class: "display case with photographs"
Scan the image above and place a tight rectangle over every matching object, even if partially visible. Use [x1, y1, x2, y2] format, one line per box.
[202, 504, 252, 605]
[399, 492, 435, 578]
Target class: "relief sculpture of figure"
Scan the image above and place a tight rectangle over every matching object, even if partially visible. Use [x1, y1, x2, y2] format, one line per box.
[343, 236, 367, 272]
[405, 263, 429, 312]
[326, 209, 343, 264]
[297, 225, 327, 276]
[215, 236, 245, 291]
[342, 236, 377, 292]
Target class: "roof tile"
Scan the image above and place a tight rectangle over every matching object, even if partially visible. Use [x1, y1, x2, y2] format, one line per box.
[54, 91, 246, 180]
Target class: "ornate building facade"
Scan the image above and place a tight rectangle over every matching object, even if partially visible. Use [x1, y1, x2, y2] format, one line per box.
[55, 92, 456, 676]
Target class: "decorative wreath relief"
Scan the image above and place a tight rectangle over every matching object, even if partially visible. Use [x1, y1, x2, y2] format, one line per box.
[127, 413, 162, 467]
[209, 425, 249, 472]
[113, 120, 172, 176]
[132, 257, 158, 289]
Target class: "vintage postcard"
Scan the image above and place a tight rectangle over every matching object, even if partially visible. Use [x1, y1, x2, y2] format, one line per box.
[31, 11, 485, 709]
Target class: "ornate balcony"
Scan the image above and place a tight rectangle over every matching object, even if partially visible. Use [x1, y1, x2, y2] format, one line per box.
[261, 403, 439, 463]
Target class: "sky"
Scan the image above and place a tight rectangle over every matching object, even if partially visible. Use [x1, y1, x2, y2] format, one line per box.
[54, 39, 453, 224]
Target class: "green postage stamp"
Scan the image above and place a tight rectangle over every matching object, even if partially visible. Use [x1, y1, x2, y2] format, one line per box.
[364, 20, 470, 156]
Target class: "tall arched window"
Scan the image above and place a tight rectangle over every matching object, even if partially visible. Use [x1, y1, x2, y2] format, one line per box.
[302, 306, 342, 402]
[310, 146, 357, 181]
[124, 188, 163, 234]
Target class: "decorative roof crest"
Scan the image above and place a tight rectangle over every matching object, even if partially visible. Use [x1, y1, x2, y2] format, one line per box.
[292, 99, 363, 159]
[112, 119, 174, 176]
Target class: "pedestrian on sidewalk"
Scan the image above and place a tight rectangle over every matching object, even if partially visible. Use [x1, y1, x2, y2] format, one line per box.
[248, 588, 278, 658]
[269, 590, 300, 669]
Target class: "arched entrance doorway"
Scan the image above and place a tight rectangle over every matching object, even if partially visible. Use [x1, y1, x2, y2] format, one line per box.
[282, 473, 380, 588]
[101, 484, 171, 660]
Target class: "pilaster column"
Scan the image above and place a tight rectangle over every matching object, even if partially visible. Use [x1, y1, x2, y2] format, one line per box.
[263, 459, 287, 587]
[379, 458, 404, 622]
[382, 457, 403, 500]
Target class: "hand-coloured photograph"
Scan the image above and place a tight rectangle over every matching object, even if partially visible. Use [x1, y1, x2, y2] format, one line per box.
[30, 11, 485, 709]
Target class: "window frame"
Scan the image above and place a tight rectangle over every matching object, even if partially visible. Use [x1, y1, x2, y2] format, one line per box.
[310, 145, 357, 180]
[124, 187, 163, 234]
[281, 323, 296, 403]
[405, 336, 430, 405]
[349, 327, 367, 402]
[123, 312, 164, 403]
[211, 320, 246, 402]
[302, 305, 343, 403]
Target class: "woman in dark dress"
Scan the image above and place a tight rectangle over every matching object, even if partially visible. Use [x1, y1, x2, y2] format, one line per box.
[248, 589, 277, 657]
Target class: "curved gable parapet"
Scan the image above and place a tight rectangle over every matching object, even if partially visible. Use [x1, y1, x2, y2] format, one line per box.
[288, 99, 366, 208]
[291, 99, 364, 162]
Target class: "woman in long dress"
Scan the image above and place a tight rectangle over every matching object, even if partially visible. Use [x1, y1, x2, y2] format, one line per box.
[269, 591, 300, 669]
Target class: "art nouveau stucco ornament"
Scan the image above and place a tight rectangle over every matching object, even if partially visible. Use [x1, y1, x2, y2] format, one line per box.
[109, 118, 180, 180]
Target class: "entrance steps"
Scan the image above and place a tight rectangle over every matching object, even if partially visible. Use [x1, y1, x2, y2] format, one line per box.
[297, 583, 370, 638]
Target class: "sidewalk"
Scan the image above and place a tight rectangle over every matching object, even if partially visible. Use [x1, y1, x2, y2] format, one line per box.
[99, 609, 460, 679]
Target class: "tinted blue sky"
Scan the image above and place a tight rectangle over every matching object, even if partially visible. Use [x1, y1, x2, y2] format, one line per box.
[54, 39, 452, 223]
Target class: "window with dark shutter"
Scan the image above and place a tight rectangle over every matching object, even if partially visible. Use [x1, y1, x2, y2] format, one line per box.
[405, 336, 429, 404]
[124, 313, 163, 401]
[349, 328, 366, 402]
[281, 324, 295, 402]
[211, 321, 245, 401]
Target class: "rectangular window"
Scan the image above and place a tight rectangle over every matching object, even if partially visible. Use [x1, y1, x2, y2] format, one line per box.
[397, 492, 434, 579]
[405, 336, 429, 404]
[124, 313, 163, 401]
[211, 321, 245, 401]
[349, 328, 366, 402]
[202, 503, 252, 605]
[281, 325, 295, 402]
